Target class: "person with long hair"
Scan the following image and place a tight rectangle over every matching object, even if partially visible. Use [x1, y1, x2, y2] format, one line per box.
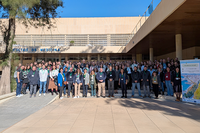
[22, 65, 29, 94]
[49, 65, 58, 95]
[151, 71, 161, 99]
[73, 68, 83, 98]
[119, 68, 128, 98]
[172, 67, 181, 101]
[89, 70, 97, 97]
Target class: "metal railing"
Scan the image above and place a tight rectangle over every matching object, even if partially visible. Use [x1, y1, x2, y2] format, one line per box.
[127, 0, 162, 43]
[12, 34, 131, 47]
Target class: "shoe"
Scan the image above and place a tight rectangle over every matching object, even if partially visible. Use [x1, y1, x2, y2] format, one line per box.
[108, 95, 111, 98]
[143, 95, 146, 98]
[125, 96, 127, 98]
[121, 96, 124, 98]
[34, 94, 36, 97]
[43, 93, 46, 96]
[51, 91, 54, 95]
[103, 96, 105, 98]
[148, 96, 151, 98]
[30, 95, 32, 98]
[60, 97, 63, 100]
[64, 94, 66, 97]
[20, 94, 23, 97]
[16, 95, 20, 98]
[39, 94, 41, 97]
[85, 95, 87, 97]
[55, 91, 58, 95]
[112, 95, 114, 97]
[73, 96, 77, 98]
[67, 96, 70, 98]
[97, 96, 99, 98]
[175, 98, 179, 102]
[132, 95, 134, 98]
[155, 97, 158, 99]
[139, 95, 143, 98]
[162, 92, 164, 95]
[77, 96, 79, 98]
[72, 95, 75, 97]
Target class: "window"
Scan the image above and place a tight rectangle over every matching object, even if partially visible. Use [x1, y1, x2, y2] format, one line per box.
[23, 57, 32, 60]
[91, 56, 97, 60]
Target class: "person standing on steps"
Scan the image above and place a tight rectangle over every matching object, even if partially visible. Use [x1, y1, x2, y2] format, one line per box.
[89, 70, 97, 97]
[27, 66, 39, 98]
[172, 67, 181, 102]
[66, 67, 75, 98]
[119, 68, 128, 98]
[107, 66, 116, 98]
[16, 65, 24, 97]
[73, 68, 83, 98]
[96, 68, 107, 98]
[151, 71, 161, 99]
[49, 65, 58, 95]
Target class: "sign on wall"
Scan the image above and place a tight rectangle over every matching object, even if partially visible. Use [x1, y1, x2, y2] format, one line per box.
[180, 60, 200, 104]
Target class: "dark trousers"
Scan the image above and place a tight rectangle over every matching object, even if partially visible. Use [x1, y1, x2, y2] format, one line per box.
[83, 82, 88, 96]
[127, 74, 132, 89]
[114, 81, 119, 90]
[22, 84, 27, 94]
[121, 82, 127, 96]
[59, 86, 64, 98]
[67, 81, 74, 96]
[30, 85, 37, 95]
[153, 84, 159, 97]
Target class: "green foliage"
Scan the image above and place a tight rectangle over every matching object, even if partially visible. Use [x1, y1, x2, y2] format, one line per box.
[10, 53, 19, 92]
[70, 41, 75, 44]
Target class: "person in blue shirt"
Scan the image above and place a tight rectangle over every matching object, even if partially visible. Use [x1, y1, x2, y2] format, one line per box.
[58, 68, 65, 99]
[119, 69, 128, 98]
[96, 68, 107, 98]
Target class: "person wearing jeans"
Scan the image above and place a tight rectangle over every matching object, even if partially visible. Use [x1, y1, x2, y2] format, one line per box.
[163, 67, 174, 96]
[73, 68, 83, 98]
[16, 65, 24, 97]
[28, 66, 39, 98]
[89, 70, 96, 97]
[141, 66, 151, 98]
[131, 66, 142, 97]
[58, 68, 65, 99]
[107, 66, 115, 97]
[39, 65, 48, 96]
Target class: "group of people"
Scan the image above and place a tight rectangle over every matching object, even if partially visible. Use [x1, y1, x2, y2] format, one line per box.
[15, 57, 182, 101]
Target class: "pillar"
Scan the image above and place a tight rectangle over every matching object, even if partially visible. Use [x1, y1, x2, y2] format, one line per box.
[65, 55, 68, 61]
[87, 54, 91, 62]
[32, 54, 35, 62]
[20, 54, 23, 65]
[149, 48, 154, 61]
[132, 54, 136, 61]
[59, 54, 61, 62]
[106, 54, 110, 61]
[176, 34, 182, 60]
[136, 54, 142, 63]
[98, 54, 100, 62]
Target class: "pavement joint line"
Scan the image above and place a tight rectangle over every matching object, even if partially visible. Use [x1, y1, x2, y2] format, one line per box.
[111, 103, 116, 133]
[91, 101, 98, 133]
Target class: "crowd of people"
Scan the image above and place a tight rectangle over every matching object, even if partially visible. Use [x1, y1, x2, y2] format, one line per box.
[14, 57, 182, 101]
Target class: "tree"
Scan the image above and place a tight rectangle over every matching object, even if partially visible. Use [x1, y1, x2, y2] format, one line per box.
[0, 0, 63, 95]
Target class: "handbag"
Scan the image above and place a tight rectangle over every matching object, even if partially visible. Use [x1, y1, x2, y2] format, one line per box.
[64, 81, 67, 85]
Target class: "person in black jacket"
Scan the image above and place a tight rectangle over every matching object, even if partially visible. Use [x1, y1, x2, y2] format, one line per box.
[172, 67, 181, 101]
[158, 68, 165, 95]
[66, 67, 75, 98]
[27, 66, 39, 98]
[107, 66, 116, 97]
[131, 66, 142, 97]
[126, 63, 132, 89]
[141, 66, 151, 98]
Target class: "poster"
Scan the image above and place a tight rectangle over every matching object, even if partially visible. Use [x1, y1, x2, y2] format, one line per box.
[180, 60, 200, 104]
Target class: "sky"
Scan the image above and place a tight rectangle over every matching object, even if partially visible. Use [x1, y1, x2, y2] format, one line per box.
[57, 0, 161, 18]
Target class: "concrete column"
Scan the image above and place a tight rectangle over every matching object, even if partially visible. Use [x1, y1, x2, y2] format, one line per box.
[136, 54, 142, 63]
[98, 54, 100, 62]
[149, 48, 154, 61]
[176, 34, 182, 60]
[87, 54, 91, 62]
[59, 54, 61, 62]
[107, 35, 111, 46]
[65, 55, 68, 61]
[106, 54, 110, 61]
[32, 54, 35, 62]
[20, 54, 23, 65]
[132, 54, 136, 61]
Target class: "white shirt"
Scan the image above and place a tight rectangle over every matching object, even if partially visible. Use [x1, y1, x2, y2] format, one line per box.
[50, 70, 58, 79]
[39, 69, 48, 82]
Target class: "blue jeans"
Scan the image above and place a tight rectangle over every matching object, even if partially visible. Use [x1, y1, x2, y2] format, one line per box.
[39, 81, 47, 94]
[165, 80, 173, 96]
[16, 79, 23, 96]
[132, 83, 141, 96]
[63, 86, 67, 95]
[161, 82, 165, 92]
[91, 84, 96, 96]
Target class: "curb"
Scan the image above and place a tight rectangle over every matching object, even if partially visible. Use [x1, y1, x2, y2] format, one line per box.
[0, 92, 16, 104]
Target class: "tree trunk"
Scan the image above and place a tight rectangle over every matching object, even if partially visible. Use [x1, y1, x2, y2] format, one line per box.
[0, 18, 15, 95]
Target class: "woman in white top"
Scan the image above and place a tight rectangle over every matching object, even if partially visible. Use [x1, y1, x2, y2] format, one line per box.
[49, 65, 58, 95]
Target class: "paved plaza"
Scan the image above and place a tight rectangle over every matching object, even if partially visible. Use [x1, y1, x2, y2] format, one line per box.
[2, 95, 200, 133]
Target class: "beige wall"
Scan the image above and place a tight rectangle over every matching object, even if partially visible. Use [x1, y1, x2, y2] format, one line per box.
[126, 0, 186, 52]
[3, 17, 141, 35]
